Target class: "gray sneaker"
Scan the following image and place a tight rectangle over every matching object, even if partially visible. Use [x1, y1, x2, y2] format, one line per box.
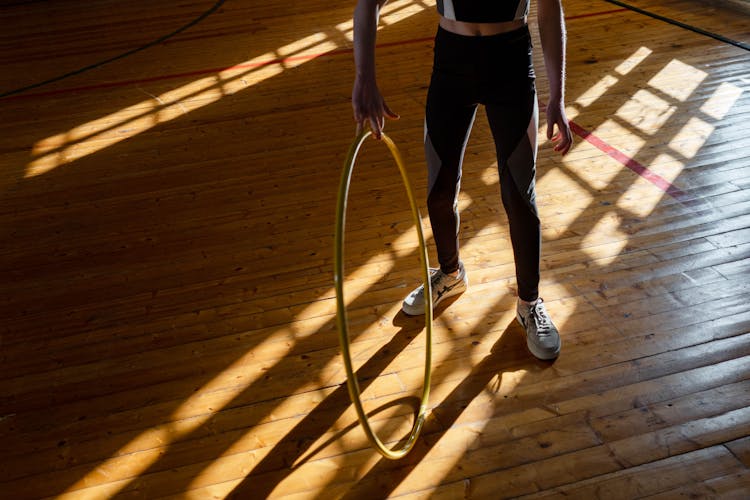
[401, 263, 468, 316]
[516, 298, 561, 360]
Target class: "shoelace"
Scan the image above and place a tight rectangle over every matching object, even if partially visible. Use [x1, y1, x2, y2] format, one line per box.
[530, 302, 551, 337]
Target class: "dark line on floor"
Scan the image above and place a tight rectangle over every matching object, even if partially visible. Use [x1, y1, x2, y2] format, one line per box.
[0, 0, 227, 99]
[602, 0, 750, 51]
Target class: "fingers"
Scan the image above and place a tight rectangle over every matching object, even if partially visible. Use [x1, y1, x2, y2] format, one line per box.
[552, 122, 573, 155]
[354, 105, 398, 140]
[351, 79, 397, 140]
[369, 114, 382, 139]
[545, 105, 573, 156]
[370, 101, 398, 139]
[352, 106, 382, 139]
[383, 101, 400, 120]
[352, 115, 383, 139]
[547, 125, 572, 155]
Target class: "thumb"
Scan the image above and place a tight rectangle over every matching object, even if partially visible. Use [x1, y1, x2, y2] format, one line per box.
[546, 120, 555, 140]
[383, 101, 400, 120]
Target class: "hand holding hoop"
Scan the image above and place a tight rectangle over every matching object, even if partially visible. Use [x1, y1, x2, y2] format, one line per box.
[334, 128, 433, 460]
[352, 76, 399, 139]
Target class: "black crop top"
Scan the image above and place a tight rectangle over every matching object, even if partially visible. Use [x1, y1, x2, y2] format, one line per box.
[437, 0, 530, 23]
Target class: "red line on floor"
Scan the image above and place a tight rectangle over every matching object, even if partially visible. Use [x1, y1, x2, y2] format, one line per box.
[568, 121, 691, 202]
[566, 8, 628, 20]
[0, 38, 436, 101]
[2, 9, 625, 101]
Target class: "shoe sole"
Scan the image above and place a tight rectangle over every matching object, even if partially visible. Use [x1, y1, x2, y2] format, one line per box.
[516, 312, 561, 360]
[401, 284, 467, 316]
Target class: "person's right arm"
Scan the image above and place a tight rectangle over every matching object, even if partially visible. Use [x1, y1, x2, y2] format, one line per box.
[352, 0, 398, 139]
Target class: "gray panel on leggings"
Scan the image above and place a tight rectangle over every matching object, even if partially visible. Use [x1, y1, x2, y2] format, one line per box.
[506, 102, 538, 212]
[425, 123, 442, 195]
[506, 132, 538, 212]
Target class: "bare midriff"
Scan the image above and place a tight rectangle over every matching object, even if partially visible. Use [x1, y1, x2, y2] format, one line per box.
[439, 16, 527, 36]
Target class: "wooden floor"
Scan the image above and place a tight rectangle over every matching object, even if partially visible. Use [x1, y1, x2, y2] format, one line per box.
[1, 0, 749, 498]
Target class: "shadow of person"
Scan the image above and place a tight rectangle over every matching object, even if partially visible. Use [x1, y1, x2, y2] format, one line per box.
[338, 319, 546, 499]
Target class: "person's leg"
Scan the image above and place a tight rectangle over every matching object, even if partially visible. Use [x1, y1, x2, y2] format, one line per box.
[480, 25, 541, 302]
[487, 95, 560, 359]
[482, 27, 560, 359]
[402, 27, 477, 316]
[425, 72, 477, 276]
[485, 87, 541, 303]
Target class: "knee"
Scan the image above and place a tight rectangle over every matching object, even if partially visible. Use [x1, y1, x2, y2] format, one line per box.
[501, 180, 539, 223]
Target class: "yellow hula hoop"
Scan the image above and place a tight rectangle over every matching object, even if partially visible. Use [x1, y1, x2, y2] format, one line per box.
[334, 128, 434, 460]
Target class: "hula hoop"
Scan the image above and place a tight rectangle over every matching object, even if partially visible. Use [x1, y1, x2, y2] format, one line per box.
[334, 128, 433, 460]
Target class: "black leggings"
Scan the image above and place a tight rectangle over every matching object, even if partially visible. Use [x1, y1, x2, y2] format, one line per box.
[425, 25, 540, 302]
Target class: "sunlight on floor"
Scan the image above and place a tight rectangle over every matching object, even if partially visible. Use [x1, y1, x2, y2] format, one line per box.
[669, 116, 715, 159]
[581, 215, 629, 266]
[26, 32, 344, 177]
[647, 59, 707, 101]
[575, 74, 619, 107]
[34, 2, 748, 497]
[614, 46, 652, 75]
[615, 89, 676, 134]
[700, 82, 743, 120]
[26, 0, 434, 179]
[337, 0, 431, 40]
[554, 45, 745, 267]
[57, 340, 280, 496]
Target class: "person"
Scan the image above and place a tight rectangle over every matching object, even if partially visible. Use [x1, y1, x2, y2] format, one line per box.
[352, 0, 572, 360]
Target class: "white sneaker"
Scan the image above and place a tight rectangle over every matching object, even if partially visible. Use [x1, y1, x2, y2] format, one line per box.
[516, 298, 561, 360]
[401, 262, 468, 316]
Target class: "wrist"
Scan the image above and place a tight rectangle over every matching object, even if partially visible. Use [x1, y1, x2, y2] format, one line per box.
[356, 65, 376, 79]
[356, 75, 375, 84]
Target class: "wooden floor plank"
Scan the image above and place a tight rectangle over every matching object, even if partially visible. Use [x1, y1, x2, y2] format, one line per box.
[518, 446, 746, 499]
[642, 469, 750, 500]
[725, 436, 750, 468]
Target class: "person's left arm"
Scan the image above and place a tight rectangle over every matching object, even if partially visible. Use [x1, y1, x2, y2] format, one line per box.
[537, 0, 572, 155]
